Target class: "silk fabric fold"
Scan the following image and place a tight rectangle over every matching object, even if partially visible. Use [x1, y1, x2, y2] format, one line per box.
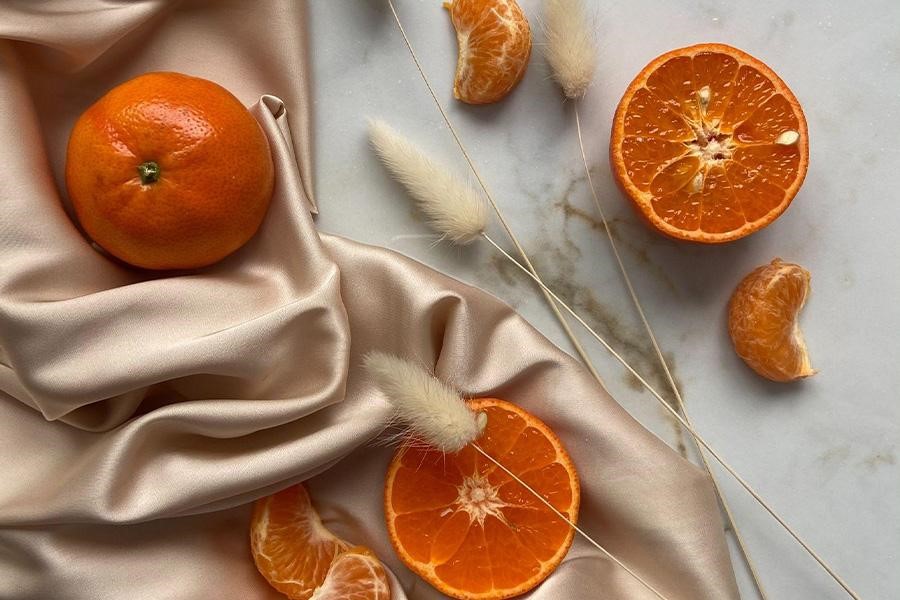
[0, 2, 739, 598]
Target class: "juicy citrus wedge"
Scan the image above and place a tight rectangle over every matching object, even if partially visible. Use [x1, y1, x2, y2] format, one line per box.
[250, 484, 390, 600]
[728, 258, 815, 382]
[312, 547, 391, 600]
[384, 398, 579, 600]
[610, 44, 809, 242]
[443, 0, 532, 105]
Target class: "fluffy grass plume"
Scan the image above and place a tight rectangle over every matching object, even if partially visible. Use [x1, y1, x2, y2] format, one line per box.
[368, 119, 487, 244]
[542, 0, 597, 99]
[364, 352, 487, 453]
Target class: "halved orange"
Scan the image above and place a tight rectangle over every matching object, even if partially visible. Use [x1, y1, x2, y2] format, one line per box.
[728, 258, 815, 382]
[384, 398, 579, 599]
[610, 43, 809, 242]
[444, 0, 532, 105]
[250, 483, 390, 600]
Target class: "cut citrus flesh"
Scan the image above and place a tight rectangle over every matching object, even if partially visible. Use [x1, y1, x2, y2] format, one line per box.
[251, 484, 390, 600]
[728, 258, 815, 382]
[443, 0, 532, 105]
[610, 44, 809, 242]
[384, 398, 579, 599]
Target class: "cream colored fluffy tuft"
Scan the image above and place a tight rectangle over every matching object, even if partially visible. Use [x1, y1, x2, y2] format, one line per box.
[364, 351, 486, 453]
[541, 0, 598, 99]
[368, 119, 487, 244]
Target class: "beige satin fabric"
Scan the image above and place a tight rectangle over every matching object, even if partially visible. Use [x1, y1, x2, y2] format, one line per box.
[0, 2, 739, 599]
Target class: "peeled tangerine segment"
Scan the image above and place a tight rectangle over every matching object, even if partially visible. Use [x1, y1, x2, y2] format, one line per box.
[444, 0, 531, 104]
[250, 485, 390, 600]
[728, 259, 815, 382]
[312, 548, 391, 600]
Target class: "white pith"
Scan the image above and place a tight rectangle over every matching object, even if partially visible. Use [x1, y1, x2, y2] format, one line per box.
[685, 86, 735, 173]
[449, 0, 526, 101]
[766, 265, 815, 377]
[455, 472, 508, 526]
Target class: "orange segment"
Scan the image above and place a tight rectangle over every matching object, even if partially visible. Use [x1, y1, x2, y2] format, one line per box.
[251, 484, 348, 599]
[622, 87, 695, 140]
[384, 398, 579, 600]
[443, 0, 532, 105]
[311, 547, 391, 600]
[691, 52, 739, 123]
[620, 136, 689, 190]
[431, 510, 473, 564]
[728, 258, 816, 382]
[250, 484, 391, 600]
[725, 161, 789, 221]
[611, 44, 809, 243]
[649, 155, 702, 196]
[720, 64, 777, 129]
[733, 94, 801, 144]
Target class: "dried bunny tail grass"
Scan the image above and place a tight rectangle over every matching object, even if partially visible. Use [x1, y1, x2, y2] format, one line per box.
[364, 351, 487, 453]
[368, 119, 487, 244]
[541, 0, 597, 99]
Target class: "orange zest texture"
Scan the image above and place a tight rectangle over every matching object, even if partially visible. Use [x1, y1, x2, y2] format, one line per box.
[66, 72, 274, 270]
[728, 258, 815, 382]
[251, 484, 390, 600]
[444, 0, 532, 105]
[610, 44, 809, 242]
[384, 398, 579, 599]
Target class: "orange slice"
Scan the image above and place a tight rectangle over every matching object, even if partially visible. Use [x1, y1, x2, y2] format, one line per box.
[250, 483, 390, 600]
[384, 398, 579, 599]
[444, 0, 532, 104]
[610, 43, 809, 242]
[728, 258, 815, 382]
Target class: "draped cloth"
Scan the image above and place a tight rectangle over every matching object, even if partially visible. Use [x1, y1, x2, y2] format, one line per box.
[0, 1, 740, 598]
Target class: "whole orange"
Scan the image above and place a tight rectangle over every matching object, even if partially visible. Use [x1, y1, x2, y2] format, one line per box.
[65, 72, 274, 270]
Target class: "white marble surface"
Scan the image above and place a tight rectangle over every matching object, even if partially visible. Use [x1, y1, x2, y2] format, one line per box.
[307, 1, 899, 598]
